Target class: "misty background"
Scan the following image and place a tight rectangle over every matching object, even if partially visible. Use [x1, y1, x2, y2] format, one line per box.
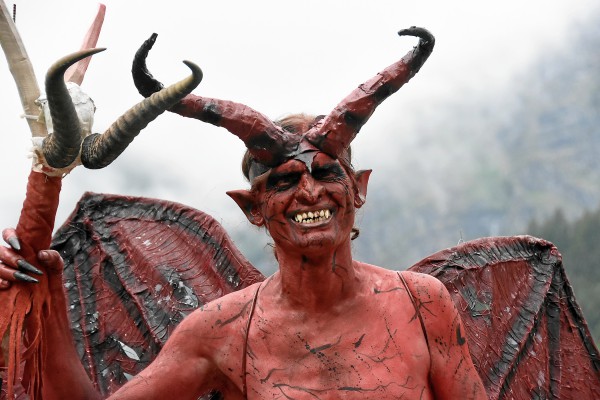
[1, 1, 599, 339]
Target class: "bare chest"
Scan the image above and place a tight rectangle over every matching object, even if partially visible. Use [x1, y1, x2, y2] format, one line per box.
[242, 303, 432, 399]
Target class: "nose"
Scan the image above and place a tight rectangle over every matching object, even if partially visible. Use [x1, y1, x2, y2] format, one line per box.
[296, 173, 323, 204]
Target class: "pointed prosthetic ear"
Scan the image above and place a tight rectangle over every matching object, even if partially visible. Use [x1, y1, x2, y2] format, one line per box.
[226, 189, 265, 226]
[353, 169, 372, 208]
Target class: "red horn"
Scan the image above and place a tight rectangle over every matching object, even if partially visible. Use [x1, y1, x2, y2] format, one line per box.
[133, 34, 298, 167]
[304, 27, 435, 158]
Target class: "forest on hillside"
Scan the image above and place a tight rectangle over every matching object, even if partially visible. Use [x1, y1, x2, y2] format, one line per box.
[528, 206, 600, 342]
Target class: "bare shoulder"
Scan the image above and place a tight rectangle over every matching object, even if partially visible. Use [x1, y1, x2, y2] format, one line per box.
[398, 273, 487, 399]
[162, 281, 263, 360]
[177, 282, 262, 334]
[354, 260, 404, 283]
[112, 283, 262, 398]
[401, 270, 447, 290]
[398, 270, 457, 322]
[353, 266, 486, 398]
[357, 265, 459, 335]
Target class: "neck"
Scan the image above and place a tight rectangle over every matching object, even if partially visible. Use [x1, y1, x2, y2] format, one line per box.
[271, 239, 360, 313]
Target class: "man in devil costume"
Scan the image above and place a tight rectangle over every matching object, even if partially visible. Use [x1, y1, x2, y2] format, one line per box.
[0, 27, 488, 398]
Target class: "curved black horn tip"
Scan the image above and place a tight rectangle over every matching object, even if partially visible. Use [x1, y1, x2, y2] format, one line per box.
[137, 33, 158, 57]
[397, 26, 435, 46]
[133, 33, 165, 97]
[148, 33, 158, 47]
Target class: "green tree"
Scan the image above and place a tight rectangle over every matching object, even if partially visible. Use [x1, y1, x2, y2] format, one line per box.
[528, 206, 600, 343]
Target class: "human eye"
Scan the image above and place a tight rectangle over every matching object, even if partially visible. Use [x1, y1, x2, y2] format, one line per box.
[267, 172, 301, 191]
[311, 164, 344, 182]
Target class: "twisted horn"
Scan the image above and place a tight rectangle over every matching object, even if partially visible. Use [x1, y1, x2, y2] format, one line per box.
[132, 34, 298, 167]
[81, 60, 203, 169]
[304, 26, 435, 158]
[41, 48, 105, 168]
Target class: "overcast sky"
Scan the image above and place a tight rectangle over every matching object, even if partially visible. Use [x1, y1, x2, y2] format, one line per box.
[1, 0, 597, 241]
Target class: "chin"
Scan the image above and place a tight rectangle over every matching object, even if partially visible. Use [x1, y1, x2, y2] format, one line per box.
[287, 233, 344, 255]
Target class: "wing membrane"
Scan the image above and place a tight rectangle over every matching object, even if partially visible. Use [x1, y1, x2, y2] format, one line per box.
[51, 192, 265, 394]
[409, 236, 600, 399]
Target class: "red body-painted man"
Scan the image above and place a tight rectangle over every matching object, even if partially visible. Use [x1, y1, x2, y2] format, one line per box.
[0, 122, 487, 398]
[0, 27, 487, 399]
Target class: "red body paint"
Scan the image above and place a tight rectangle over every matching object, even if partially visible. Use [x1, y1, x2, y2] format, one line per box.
[0, 170, 61, 398]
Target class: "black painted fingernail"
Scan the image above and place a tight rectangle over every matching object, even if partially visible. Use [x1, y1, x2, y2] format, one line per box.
[14, 271, 39, 283]
[17, 259, 43, 275]
[7, 236, 20, 251]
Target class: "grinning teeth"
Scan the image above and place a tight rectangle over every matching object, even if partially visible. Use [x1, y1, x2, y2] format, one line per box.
[294, 209, 332, 224]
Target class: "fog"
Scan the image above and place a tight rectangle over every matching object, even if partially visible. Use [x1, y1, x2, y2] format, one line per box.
[1, 0, 596, 271]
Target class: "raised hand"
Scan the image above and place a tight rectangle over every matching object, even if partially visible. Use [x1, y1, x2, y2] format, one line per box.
[0, 228, 44, 288]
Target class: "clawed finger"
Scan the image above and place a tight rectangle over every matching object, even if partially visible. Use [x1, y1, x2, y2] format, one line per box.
[17, 259, 43, 275]
[0, 244, 43, 275]
[2, 228, 20, 251]
[0, 262, 39, 283]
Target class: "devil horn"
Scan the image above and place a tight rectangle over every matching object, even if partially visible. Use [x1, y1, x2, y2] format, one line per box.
[132, 34, 298, 167]
[80, 60, 203, 169]
[304, 26, 435, 158]
[42, 48, 105, 168]
[132, 32, 165, 97]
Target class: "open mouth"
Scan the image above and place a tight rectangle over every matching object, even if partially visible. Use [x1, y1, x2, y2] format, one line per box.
[293, 209, 332, 224]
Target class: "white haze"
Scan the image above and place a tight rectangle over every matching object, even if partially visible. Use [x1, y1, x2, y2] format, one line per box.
[0, 0, 595, 271]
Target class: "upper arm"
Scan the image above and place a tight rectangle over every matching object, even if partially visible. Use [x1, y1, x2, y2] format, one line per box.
[405, 272, 487, 400]
[107, 304, 231, 399]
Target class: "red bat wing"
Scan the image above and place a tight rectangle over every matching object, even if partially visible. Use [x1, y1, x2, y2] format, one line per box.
[409, 235, 600, 399]
[50, 192, 265, 395]
[51, 197, 600, 399]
